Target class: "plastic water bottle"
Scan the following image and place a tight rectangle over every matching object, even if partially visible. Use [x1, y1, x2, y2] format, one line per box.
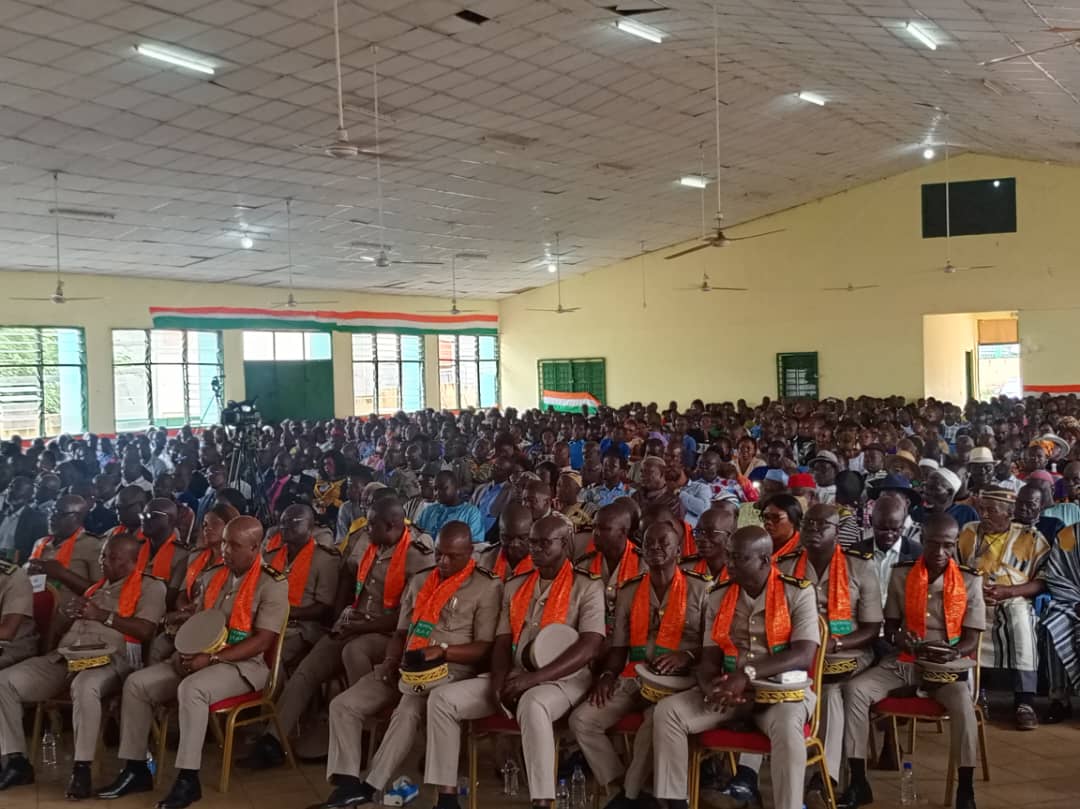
[570, 765, 587, 809]
[146, 752, 157, 777]
[40, 727, 58, 777]
[555, 777, 570, 809]
[501, 758, 519, 797]
[977, 688, 990, 719]
[457, 775, 470, 797]
[901, 760, 917, 805]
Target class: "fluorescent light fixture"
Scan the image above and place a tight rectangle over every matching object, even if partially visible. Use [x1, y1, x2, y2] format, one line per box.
[136, 43, 215, 75]
[615, 18, 664, 44]
[547, 262, 557, 273]
[240, 235, 254, 249]
[922, 148, 936, 160]
[679, 175, 708, 189]
[797, 91, 826, 106]
[906, 21, 937, 50]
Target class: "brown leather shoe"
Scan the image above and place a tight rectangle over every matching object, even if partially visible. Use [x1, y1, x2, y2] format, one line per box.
[1015, 704, 1039, 731]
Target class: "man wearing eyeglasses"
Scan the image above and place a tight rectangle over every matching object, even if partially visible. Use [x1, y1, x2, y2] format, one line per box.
[25, 494, 101, 615]
[425, 514, 605, 809]
[680, 505, 734, 580]
[475, 502, 535, 580]
[575, 504, 647, 635]
[138, 498, 188, 612]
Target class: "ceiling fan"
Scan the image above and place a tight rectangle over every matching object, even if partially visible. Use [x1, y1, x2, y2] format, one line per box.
[981, 28, 1080, 66]
[527, 232, 581, 314]
[666, 4, 784, 261]
[922, 119, 995, 276]
[271, 199, 338, 309]
[422, 253, 487, 315]
[294, 0, 408, 162]
[823, 282, 880, 293]
[679, 271, 748, 293]
[10, 172, 102, 305]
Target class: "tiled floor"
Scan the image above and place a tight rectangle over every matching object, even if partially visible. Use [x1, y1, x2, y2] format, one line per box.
[4, 707, 1080, 809]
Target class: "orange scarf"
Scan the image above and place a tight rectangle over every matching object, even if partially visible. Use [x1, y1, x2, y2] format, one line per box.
[794, 548, 853, 636]
[494, 551, 533, 580]
[406, 561, 476, 650]
[682, 521, 697, 557]
[773, 531, 800, 560]
[30, 530, 80, 567]
[622, 568, 687, 677]
[202, 559, 262, 645]
[586, 539, 639, 586]
[184, 548, 217, 598]
[354, 526, 411, 610]
[509, 559, 574, 651]
[711, 566, 791, 672]
[136, 533, 178, 580]
[85, 572, 143, 642]
[901, 557, 966, 662]
[266, 535, 317, 607]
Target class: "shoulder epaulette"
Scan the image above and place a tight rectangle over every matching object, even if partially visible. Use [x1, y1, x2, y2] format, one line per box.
[958, 564, 983, 576]
[620, 572, 646, 589]
[262, 563, 287, 582]
[205, 562, 225, 572]
[476, 566, 499, 579]
[412, 540, 434, 555]
[507, 569, 534, 582]
[892, 560, 917, 568]
[684, 569, 711, 582]
[141, 572, 166, 582]
[779, 573, 812, 589]
[575, 568, 602, 580]
[777, 551, 802, 563]
[575, 549, 599, 564]
[710, 578, 734, 593]
[680, 553, 702, 563]
[316, 543, 342, 557]
[0, 559, 17, 575]
[844, 548, 874, 561]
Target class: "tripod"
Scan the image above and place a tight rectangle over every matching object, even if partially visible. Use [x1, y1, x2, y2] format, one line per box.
[227, 425, 270, 524]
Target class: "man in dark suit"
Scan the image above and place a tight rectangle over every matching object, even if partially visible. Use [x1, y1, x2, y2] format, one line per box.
[0, 478, 48, 563]
[853, 493, 923, 604]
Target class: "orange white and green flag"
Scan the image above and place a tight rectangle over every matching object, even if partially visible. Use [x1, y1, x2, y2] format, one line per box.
[541, 389, 601, 412]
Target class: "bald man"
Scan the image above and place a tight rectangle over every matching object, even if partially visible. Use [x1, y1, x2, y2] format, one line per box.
[576, 503, 646, 635]
[316, 521, 502, 809]
[521, 478, 554, 522]
[25, 494, 102, 616]
[136, 497, 188, 612]
[475, 502, 535, 579]
[98, 517, 288, 808]
[854, 493, 923, 608]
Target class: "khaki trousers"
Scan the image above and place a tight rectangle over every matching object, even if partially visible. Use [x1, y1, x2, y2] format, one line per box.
[425, 670, 591, 802]
[567, 678, 653, 798]
[842, 657, 977, 768]
[325, 671, 400, 780]
[652, 688, 813, 809]
[118, 661, 266, 770]
[0, 655, 126, 761]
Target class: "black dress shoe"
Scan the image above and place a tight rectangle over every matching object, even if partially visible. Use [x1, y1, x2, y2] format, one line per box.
[717, 766, 761, 807]
[315, 783, 376, 809]
[955, 791, 976, 809]
[239, 733, 286, 769]
[156, 775, 202, 809]
[836, 780, 874, 809]
[95, 764, 154, 800]
[0, 754, 34, 790]
[601, 792, 638, 809]
[1046, 699, 1072, 724]
[65, 763, 92, 800]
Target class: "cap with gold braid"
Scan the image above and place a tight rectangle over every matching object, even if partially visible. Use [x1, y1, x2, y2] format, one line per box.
[174, 610, 229, 656]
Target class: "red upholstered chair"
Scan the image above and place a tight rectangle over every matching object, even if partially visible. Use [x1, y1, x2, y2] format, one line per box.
[466, 711, 566, 809]
[152, 616, 294, 793]
[871, 636, 989, 807]
[688, 616, 834, 809]
[31, 585, 59, 653]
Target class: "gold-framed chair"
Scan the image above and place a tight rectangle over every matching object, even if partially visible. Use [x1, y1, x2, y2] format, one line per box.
[870, 635, 989, 807]
[151, 616, 295, 793]
[466, 712, 565, 809]
[688, 615, 834, 809]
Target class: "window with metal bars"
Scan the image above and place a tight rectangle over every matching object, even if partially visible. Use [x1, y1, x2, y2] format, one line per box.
[112, 329, 223, 431]
[352, 333, 424, 415]
[438, 334, 498, 410]
[0, 326, 87, 438]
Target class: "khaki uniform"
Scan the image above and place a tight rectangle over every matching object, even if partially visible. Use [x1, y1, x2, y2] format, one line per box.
[652, 575, 820, 809]
[843, 562, 985, 769]
[26, 531, 103, 618]
[118, 564, 288, 770]
[142, 534, 189, 595]
[327, 567, 502, 787]
[0, 562, 37, 669]
[0, 573, 166, 761]
[263, 541, 341, 667]
[574, 544, 647, 636]
[569, 570, 709, 798]
[426, 569, 606, 801]
[777, 549, 883, 781]
[270, 531, 433, 742]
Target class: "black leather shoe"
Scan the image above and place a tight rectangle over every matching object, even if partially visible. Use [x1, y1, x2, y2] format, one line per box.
[95, 764, 154, 800]
[955, 792, 977, 809]
[156, 775, 202, 809]
[239, 733, 286, 769]
[1046, 700, 1072, 724]
[717, 766, 761, 807]
[65, 763, 92, 800]
[836, 780, 874, 809]
[601, 792, 638, 809]
[0, 754, 34, 790]
[315, 782, 376, 809]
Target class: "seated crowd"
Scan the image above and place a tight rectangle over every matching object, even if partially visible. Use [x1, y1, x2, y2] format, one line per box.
[2, 393, 1080, 809]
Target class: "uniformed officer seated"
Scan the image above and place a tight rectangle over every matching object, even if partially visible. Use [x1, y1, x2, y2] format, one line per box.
[96, 516, 288, 809]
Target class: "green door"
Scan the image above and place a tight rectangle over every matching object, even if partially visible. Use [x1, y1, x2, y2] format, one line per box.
[776, 352, 819, 400]
[243, 360, 334, 422]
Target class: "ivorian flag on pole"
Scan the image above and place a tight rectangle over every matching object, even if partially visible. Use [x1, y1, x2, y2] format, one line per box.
[541, 390, 601, 413]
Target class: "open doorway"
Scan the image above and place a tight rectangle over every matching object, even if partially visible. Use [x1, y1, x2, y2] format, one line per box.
[924, 311, 1019, 402]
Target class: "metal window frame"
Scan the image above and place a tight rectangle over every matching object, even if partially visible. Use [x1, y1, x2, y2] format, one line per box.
[351, 333, 425, 415]
[441, 334, 499, 410]
[0, 325, 88, 437]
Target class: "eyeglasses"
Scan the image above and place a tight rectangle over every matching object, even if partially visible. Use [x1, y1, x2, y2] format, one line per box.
[54, 510, 83, 518]
[139, 510, 170, 520]
[692, 528, 732, 540]
[527, 536, 563, 550]
[803, 518, 839, 530]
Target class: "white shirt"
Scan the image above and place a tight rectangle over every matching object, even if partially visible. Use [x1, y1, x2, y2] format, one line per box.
[870, 533, 902, 608]
[816, 485, 836, 504]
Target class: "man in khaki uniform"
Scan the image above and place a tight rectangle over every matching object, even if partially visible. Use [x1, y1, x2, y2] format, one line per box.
[25, 494, 102, 615]
[570, 519, 709, 806]
[314, 521, 502, 808]
[652, 526, 820, 809]
[575, 503, 647, 636]
[262, 504, 341, 668]
[774, 504, 883, 800]
[97, 517, 289, 809]
[0, 561, 37, 670]
[839, 513, 985, 809]
[137, 498, 189, 610]
[0, 534, 165, 798]
[474, 502, 534, 579]
[425, 513, 605, 808]
[243, 496, 433, 769]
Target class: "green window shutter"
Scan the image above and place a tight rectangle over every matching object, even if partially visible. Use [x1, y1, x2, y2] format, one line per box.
[776, 352, 819, 399]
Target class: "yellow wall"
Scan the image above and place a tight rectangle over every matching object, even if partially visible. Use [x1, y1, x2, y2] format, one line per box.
[0, 271, 496, 433]
[498, 154, 1080, 409]
[923, 313, 978, 404]
[1018, 307, 1080, 392]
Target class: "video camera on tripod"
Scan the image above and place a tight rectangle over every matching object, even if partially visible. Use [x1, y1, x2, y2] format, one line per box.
[221, 398, 261, 431]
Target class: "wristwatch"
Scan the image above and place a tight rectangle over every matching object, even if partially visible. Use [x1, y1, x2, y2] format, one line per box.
[438, 642, 449, 652]
[104, 612, 115, 628]
[209, 654, 222, 665]
[742, 664, 757, 681]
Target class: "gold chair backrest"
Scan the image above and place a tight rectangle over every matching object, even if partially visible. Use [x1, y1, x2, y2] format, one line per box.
[806, 615, 829, 739]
